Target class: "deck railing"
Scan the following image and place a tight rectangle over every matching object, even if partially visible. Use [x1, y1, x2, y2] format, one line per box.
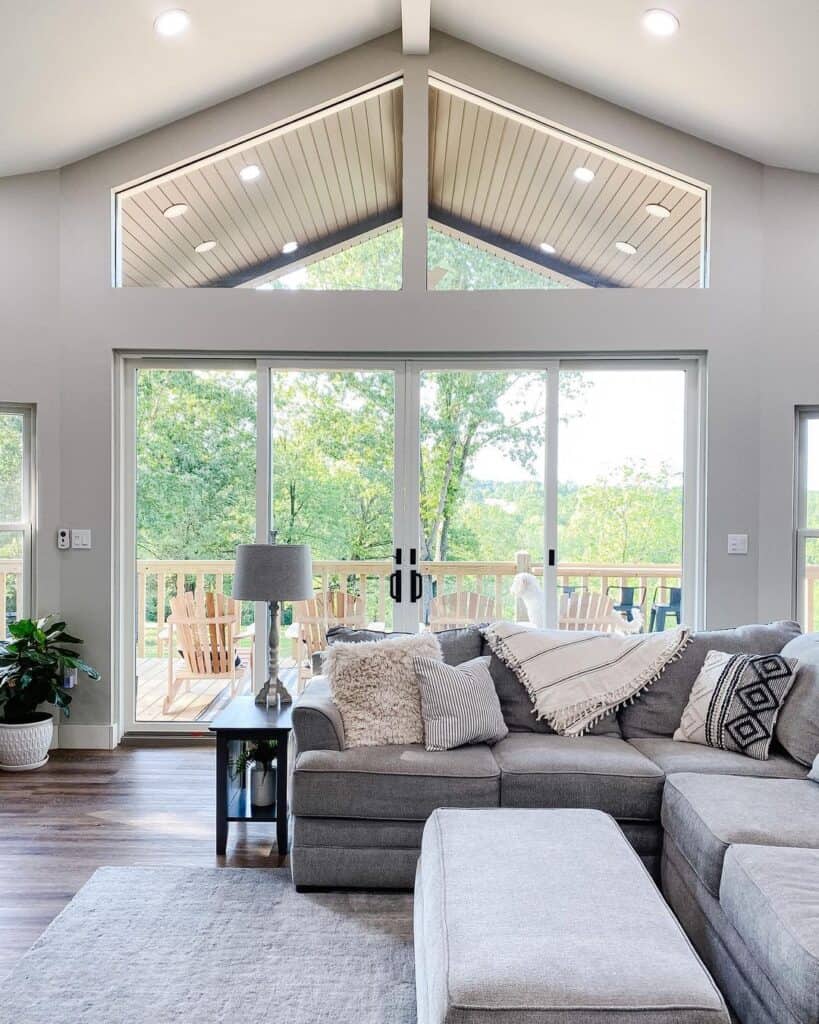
[135, 554, 686, 656]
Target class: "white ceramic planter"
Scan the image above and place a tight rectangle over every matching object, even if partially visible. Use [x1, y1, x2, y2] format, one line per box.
[0, 713, 53, 771]
[250, 763, 276, 807]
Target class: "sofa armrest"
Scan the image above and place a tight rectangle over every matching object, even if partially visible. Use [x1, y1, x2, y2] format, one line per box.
[292, 676, 345, 753]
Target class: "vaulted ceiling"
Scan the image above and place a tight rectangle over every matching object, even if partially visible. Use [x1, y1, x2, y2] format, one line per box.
[2, 1, 818, 177]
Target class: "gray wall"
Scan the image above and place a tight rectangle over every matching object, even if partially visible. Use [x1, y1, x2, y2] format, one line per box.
[0, 30, 816, 742]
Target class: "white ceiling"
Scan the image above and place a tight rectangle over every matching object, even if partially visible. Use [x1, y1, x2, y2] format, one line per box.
[433, 0, 819, 172]
[2, 0, 818, 177]
[0, 0, 401, 177]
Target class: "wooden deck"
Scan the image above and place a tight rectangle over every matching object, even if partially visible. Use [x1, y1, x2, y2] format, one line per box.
[135, 656, 299, 724]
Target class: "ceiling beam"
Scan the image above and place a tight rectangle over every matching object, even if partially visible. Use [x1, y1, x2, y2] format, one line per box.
[401, 0, 430, 54]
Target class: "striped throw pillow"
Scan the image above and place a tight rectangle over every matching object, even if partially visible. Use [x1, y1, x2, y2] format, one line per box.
[414, 655, 508, 752]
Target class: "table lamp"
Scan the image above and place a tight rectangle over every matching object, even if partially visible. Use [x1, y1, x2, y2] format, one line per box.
[232, 543, 313, 705]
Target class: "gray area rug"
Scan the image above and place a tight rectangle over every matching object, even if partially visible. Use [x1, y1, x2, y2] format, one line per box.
[2, 867, 415, 1023]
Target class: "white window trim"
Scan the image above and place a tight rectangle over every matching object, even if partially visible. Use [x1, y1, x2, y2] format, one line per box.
[0, 403, 35, 623]
[794, 408, 819, 629]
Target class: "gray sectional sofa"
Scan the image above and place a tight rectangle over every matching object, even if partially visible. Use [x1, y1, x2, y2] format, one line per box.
[291, 620, 813, 890]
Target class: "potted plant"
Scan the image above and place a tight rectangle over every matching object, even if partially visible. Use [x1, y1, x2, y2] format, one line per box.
[232, 738, 278, 807]
[0, 617, 100, 771]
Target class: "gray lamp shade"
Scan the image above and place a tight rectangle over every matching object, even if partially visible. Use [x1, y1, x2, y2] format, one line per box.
[232, 544, 313, 602]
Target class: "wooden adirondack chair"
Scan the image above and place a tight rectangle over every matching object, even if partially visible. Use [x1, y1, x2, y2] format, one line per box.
[428, 591, 496, 631]
[165, 590, 241, 713]
[291, 590, 366, 691]
[558, 590, 642, 633]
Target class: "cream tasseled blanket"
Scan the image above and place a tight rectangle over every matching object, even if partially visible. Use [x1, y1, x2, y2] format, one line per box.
[483, 621, 690, 736]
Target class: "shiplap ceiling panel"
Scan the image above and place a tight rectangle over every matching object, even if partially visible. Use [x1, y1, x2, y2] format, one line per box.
[119, 81, 403, 287]
[428, 81, 707, 288]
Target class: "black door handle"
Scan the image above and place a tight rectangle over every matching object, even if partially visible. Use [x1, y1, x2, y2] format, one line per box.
[410, 569, 423, 603]
[389, 547, 403, 602]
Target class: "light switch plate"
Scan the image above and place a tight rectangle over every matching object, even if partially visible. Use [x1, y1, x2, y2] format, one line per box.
[71, 529, 92, 550]
[727, 533, 749, 555]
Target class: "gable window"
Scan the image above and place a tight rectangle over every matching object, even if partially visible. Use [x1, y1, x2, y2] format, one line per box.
[115, 78, 403, 290]
[0, 405, 34, 635]
[427, 77, 709, 290]
[795, 409, 819, 629]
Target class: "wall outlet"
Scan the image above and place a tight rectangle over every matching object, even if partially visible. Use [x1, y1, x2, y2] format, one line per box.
[71, 529, 92, 550]
[57, 528, 70, 550]
[727, 533, 749, 555]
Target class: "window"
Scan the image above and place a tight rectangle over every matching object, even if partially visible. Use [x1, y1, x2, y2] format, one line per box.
[795, 410, 819, 629]
[428, 78, 708, 290]
[0, 406, 34, 635]
[115, 79, 403, 290]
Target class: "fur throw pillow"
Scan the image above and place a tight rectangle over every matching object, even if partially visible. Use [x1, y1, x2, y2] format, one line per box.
[325, 632, 442, 748]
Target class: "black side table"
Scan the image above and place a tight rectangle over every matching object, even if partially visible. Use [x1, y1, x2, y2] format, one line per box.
[209, 696, 293, 856]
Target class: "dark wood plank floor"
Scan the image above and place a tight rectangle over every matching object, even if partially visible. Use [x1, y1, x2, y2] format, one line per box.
[0, 745, 283, 975]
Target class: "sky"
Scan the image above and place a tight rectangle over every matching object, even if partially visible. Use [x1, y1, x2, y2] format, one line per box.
[471, 370, 686, 485]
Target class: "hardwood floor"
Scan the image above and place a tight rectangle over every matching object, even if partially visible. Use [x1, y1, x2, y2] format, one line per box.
[0, 745, 284, 975]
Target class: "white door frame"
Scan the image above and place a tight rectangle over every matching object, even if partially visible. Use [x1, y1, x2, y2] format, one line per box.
[116, 352, 704, 735]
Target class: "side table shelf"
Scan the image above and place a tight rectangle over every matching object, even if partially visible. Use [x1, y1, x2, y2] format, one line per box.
[209, 696, 293, 856]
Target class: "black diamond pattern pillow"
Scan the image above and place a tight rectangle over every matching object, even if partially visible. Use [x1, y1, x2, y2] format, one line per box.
[674, 650, 797, 760]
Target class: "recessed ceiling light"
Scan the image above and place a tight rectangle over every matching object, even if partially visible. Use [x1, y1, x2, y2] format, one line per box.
[282, 241, 298, 254]
[642, 9, 679, 36]
[154, 9, 190, 37]
[162, 203, 188, 219]
[239, 164, 261, 182]
[615, 241, 638, 255]
[573, 167, 595, 184]
[539, 242, 556, 255]
[194, 240, 217, 253]
[645, 203, 671, 219]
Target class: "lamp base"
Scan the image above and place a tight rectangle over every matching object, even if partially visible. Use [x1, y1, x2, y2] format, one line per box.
[254, 677, 292, 707]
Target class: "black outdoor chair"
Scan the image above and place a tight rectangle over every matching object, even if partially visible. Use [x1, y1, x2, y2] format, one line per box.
[649, 586, 682, 631]
[606, 585, 647, 623]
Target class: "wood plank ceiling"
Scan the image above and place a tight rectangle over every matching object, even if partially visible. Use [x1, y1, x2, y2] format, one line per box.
[429, 81, 707, 288]
[118, 80, 403, 288]
[117, 75, 706, 289]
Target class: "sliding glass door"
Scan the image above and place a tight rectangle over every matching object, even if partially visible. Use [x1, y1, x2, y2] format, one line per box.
[130, 365, 258, 726]
[121, 356, 701, 732]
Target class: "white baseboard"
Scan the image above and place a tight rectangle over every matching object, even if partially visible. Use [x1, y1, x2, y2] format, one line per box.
[57, 723, 118, 750]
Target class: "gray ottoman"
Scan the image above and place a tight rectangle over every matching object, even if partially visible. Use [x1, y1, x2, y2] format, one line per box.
[414, 808, 729, 1024]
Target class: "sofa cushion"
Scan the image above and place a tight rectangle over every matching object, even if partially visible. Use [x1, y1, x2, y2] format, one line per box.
[492, 733, 665, 820]
[777, 634, 819, 766]
[327, 624, 487, 666]
[619, 621, 802, 740]
[628, 737, 807, 779]
[720, 845, 819, 1024]
[489, 653, 621, 736]
[292, 743, 500, 820]
[415, 808, 730, 1024]
[661, 773, 819, 896]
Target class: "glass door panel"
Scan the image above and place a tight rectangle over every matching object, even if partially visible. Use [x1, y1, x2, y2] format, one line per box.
[557, 368, 686, 631]
[416, 369, 550, 630]
[134, 368, 257, 724]
[270, 369, 399, 682]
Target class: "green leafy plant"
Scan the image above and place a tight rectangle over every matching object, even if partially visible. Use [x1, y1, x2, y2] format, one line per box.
[232, 738, 278, 781]
[0, 617, 100, 723]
